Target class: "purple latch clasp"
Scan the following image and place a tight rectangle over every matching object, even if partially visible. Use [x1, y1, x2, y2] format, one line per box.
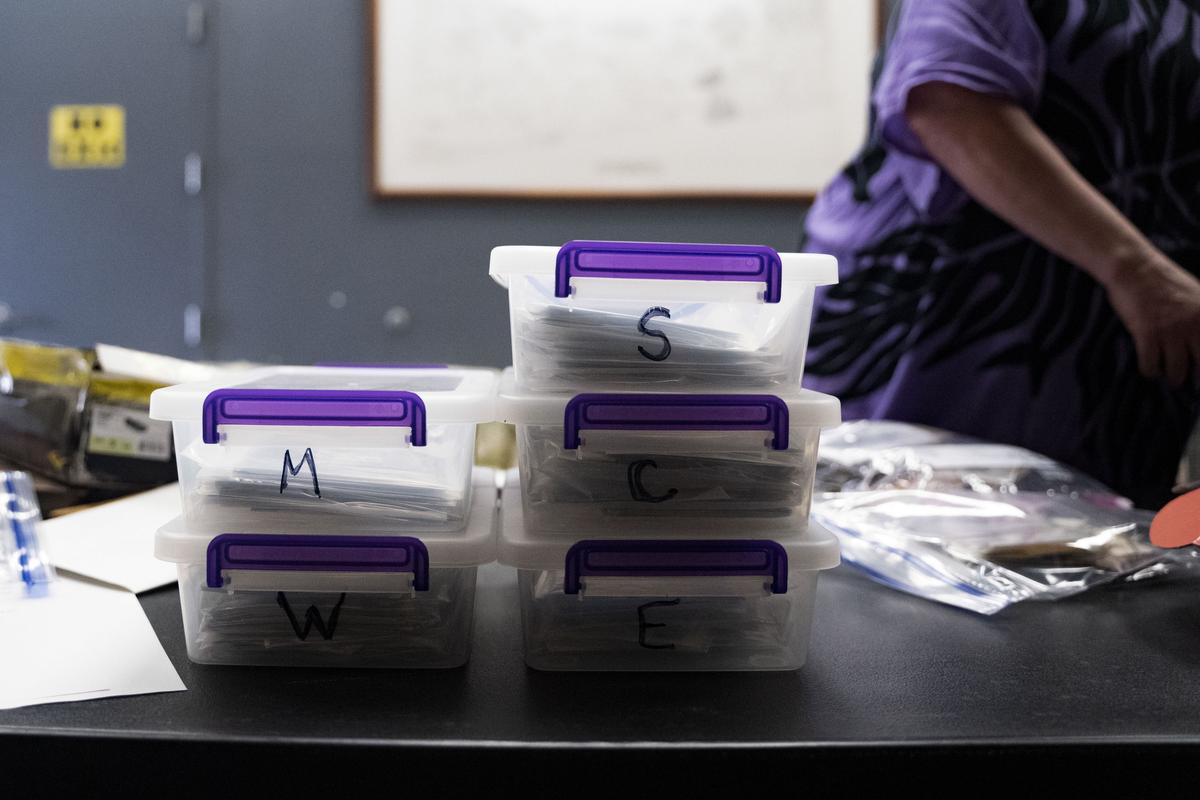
[206, 533, 430, 590]
[563, 539, 789, 595]
[313, 363, 448, 369]
[202, 389, 427, 445]
[563, 393, 790, 450]
[554, 241, 783, 303]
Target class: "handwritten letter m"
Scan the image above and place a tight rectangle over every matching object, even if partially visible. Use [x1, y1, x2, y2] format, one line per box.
[280, 447, 320, 497]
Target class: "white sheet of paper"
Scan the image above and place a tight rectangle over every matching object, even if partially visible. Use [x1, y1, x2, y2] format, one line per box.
[0, 577, 185, 710]
[39, 484, 180, 593]
[94, 343, 258, 385]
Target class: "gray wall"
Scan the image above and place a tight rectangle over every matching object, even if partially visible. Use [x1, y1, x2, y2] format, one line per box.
[0, 0, 207, 356]
[1, 1, 812, 367]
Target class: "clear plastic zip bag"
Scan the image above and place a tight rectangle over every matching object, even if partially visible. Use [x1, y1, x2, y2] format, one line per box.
[813, 422, 1171, 614]
[1, 471, 55, 604]
[816, 420, 1130, 507]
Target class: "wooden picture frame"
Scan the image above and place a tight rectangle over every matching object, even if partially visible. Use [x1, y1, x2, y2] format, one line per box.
[369, 0, 885, 200]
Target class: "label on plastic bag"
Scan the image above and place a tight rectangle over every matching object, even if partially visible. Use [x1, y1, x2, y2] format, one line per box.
[85, 404, 172, 461]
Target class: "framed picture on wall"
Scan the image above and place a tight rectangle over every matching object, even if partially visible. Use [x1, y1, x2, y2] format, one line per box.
[369, 0, 883, 199]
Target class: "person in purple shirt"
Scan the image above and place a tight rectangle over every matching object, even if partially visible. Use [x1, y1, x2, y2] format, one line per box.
[801, 0, 1200, 508]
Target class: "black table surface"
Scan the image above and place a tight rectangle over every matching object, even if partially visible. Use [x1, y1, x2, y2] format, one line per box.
[4, 563, 1200, 796]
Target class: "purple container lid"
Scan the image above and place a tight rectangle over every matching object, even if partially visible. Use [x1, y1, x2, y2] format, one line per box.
[202, 388, 427, 445]
[563, 539, 789, 595]
[206, 533, 430, 591]
[563, 393, 790, 450]
[555, 240, 783, 303]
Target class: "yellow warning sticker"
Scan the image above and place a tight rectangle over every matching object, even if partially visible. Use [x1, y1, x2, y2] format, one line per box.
[49, 104, 125, 168]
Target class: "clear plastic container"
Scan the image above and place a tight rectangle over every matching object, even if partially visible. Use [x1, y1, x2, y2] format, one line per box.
[499, 477, 840, 671]
[497, 369, 841, 534]
[155, 474, 498, 668]
[489, 241, 838, 391]
[150, 365, 497, 533]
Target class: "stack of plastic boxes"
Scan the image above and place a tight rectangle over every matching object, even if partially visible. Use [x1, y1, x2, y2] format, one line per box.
[492, 241, 843, 671]
[150, 365, 498, 668]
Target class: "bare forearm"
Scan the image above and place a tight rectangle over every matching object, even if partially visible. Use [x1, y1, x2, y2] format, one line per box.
[905, 81, 1200, 387]
[905, 81, 1158, 287]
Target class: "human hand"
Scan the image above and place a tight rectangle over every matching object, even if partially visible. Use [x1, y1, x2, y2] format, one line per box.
[1105, 254, 1200, 388]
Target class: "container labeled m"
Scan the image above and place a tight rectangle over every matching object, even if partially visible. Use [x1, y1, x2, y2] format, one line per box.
[280, 447, 320, 496]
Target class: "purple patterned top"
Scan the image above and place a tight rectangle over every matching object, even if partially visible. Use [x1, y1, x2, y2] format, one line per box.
[802, 0, 1200, 507]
